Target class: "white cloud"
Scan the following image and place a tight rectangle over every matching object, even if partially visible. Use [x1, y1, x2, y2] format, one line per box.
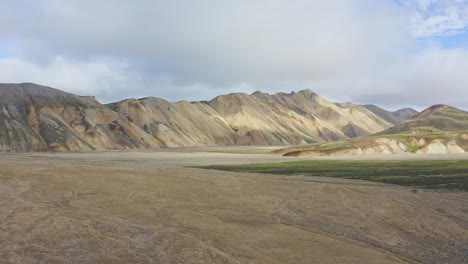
[0, 57, 131, 98]
[406, 0, 468, 38]
[399, 47, 468, 106]
[0, 56, 260, 103]
[0, 0, 411, 97]
[0, 0, 467, 110]
[350, 46, 468, 109]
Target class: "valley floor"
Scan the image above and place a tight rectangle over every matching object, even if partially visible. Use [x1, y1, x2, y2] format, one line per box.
[0, 148, 467, 263]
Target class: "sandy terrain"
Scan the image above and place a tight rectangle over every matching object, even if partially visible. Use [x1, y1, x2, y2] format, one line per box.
[0, 148, 467, 263]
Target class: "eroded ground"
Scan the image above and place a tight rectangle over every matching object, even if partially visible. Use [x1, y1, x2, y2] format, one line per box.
[0, 149, 467, 263]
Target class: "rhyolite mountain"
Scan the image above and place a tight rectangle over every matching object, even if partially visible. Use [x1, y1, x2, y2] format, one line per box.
[0, 83, 162, 151]
[108, 89, 394, 148]
[362, 104, 418, 125]
[279, 105, 468, 157]
[0, 83, 413, 152]
[379, 104, 468, 134]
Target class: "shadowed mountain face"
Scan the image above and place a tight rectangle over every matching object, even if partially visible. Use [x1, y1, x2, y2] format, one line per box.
[0, 83, 162, 151]
[0, 83, 398, 151]
[362, 104, 418, 125]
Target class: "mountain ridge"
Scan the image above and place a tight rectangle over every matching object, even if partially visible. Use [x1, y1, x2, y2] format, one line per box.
[362, 104, 418, 125]
[380, 104, 468, 135]
[279, 105, 468, 157]
[0, 82, 416, 152]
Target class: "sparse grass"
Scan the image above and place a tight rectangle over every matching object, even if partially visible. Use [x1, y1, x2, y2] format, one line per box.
[405, 144, 420, 153]
[199, 160, 468, 191]
[315, 141, 348, 150]
[39, 122, 69, 149]
[303, 137, 315, 144]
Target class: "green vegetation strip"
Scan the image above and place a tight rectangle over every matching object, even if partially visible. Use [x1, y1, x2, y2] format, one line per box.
[199, 160, 468, 191]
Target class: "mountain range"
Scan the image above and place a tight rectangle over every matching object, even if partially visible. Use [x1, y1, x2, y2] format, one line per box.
[280, 104, 468, 156]
[361, 104, 418, 125]
[0, 82, 433, 152]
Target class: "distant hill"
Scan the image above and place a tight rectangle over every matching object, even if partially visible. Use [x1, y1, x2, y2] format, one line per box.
[362, 104, 418, 125]
[0, 83, 405, 152]
[279, 104, 468, 157]
[380, 104, 468, 134]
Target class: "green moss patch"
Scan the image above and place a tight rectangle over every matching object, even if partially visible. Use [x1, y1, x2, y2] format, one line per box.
[198, 160, 468, 191]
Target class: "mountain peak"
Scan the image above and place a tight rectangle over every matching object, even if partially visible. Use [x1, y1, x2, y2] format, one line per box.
[251, 90, 271, 100]
[396, 107, 418, 112]
[413, 104, 460, 120]
[380, 103, 468, 135]
[0, 83, 87, 106]
[428, 104, 450, 110]
[362, 104, 418, 125]
[251, 90, 269, 96]
[297, 89, 316, 96]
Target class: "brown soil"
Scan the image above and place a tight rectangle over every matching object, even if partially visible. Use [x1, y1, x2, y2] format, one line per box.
[1, 149, 467, 263]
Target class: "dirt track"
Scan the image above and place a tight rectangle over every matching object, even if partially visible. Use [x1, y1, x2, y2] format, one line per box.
[1, 149, 467, 263]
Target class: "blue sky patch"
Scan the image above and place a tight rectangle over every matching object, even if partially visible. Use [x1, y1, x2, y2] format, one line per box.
[438, 31, 468, 49]
[0, 51, 10, 59]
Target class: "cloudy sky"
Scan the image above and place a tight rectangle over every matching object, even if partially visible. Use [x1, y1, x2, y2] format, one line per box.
[0, 0, 467, 110]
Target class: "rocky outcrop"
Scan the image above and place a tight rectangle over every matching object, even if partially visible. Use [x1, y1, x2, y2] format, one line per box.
[418, 139, 465, 154]
[283, 137, 466, 157]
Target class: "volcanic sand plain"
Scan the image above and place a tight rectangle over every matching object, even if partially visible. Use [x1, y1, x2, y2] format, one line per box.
[1, 148, 467, 264]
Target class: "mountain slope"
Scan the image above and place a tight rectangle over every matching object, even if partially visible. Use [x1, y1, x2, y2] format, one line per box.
[210, 90, 392, 144]
[110, 89, 393, 148]
[362, 104, 418, 125]
[0, 83, 161, 151]
[381, 104, 468, 134]
[279, 104, 468, 156]
[108, 98, 237, 147]
[1, 83, 396, 151]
